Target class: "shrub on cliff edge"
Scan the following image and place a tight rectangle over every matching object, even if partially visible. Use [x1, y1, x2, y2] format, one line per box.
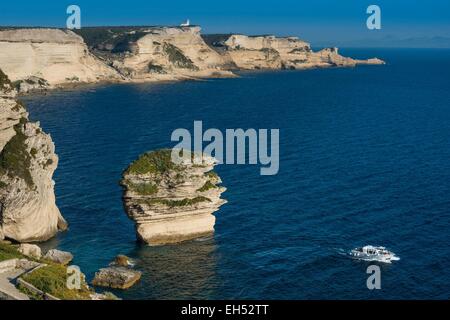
[125, 149, 182, 175]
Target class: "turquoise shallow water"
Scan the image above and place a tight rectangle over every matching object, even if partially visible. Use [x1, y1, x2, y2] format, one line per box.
[24, 49, 450, 299]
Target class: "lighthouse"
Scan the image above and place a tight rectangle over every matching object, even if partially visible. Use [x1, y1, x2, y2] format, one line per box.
[180, 19, 190, 27]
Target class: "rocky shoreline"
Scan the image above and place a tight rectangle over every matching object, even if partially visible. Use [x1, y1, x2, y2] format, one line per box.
[0, 25, 386, 299]
[0, 69, 67, 243]
[0, 241, 122, 300]
[0, 26, 385, 93]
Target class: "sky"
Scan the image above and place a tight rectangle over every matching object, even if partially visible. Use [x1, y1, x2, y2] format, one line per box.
[1, 0, 450, 47]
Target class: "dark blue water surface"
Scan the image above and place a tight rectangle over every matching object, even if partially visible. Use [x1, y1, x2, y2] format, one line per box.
[23, 49, 450, 299]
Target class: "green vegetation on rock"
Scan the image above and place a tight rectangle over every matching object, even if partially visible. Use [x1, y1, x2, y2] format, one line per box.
[192, 164, 207, 168]
[142, 196, 211, 208]
[20, 263, 93, 300]
[1, 242, 102, 300]
[0, 242, 25, 262]
[125, 149, 182, 175]
[0, 119, 34, 188]
[0, 68, 12, 92]
[126, 180, 158, 195]
[74, 27, 147, 53]
[16, 283, 44, 300]
[148, 63, 166, 74]
[73, 28, 115, 47]
[163, 43, 198, 70]
[197, 180, 218, 192]
[205, 171, 219, 180]
[30, 148, 38, 158]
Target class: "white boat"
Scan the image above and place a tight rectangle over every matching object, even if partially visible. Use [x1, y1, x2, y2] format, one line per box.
[350, 245, 400, 263]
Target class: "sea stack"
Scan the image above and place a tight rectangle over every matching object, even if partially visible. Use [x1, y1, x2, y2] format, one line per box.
[121, 149, 226, 245]
[0, 69, 67, 242]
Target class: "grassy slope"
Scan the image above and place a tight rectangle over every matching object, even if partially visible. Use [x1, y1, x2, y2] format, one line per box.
[0, 242, 92, 300]
[0, 242, 25, 262]
[20, 263, 93, 300]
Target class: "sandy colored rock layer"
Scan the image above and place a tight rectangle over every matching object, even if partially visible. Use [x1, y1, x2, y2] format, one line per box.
[0, 29, 121, 86]
[0, 27, 384, 91]
[218, 35, 385, 69]
[0, 69, 66, 242]
[121, 150, 226, 245]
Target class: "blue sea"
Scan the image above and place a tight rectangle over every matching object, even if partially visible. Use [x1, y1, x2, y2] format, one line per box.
[23, 49, 450, 299]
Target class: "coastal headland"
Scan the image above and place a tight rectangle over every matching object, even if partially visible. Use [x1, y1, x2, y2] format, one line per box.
[0, 25, 385, 299]
[0, 25, 385, 93]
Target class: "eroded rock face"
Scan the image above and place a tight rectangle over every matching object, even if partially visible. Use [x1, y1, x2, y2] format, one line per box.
[18, 243, 42, 259]
[92, 266, 142, 290]
[43, 249, 73, 265]
[92, 254, 141, 290]
[0, 69, 66, 242]
[121, 149, 227, 245]
[213, 34, 385, 70]
[13, 77, 50, 94]
[110, 255, 134, 267]
[0, 27, 385, 90]
[97, 26, 234, 80]
[0, 28, 121, 86]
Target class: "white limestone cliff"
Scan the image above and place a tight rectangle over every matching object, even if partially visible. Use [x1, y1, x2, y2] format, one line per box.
[0, 69, 66, 242]
[0, 27, 385, 91]
[218, 34, 385, 69]
[0, 28, 121, 86]
[109, 26, 233, 81]
[121, 150, 226, 245]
